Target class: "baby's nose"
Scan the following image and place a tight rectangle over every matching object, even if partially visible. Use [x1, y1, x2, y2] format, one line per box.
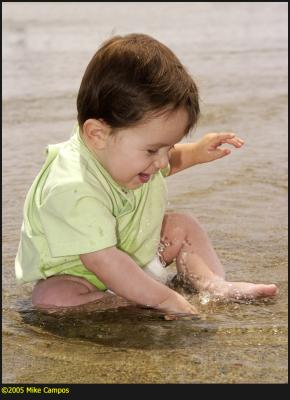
[154, 154, 169, 170]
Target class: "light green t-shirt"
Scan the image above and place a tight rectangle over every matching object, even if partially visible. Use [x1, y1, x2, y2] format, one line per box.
[15, 126, 169, 290]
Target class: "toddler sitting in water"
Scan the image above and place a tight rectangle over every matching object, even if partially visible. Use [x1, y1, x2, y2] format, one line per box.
[15, 33, 278, 316]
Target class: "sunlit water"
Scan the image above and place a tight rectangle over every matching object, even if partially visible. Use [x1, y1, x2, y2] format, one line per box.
[3, 2, 288, 383]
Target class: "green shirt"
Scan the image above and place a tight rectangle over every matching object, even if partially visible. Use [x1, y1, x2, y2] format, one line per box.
[15, 125, 169, 290]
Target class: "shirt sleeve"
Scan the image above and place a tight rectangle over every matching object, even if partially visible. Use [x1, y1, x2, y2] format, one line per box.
[38, 187, 117, 257]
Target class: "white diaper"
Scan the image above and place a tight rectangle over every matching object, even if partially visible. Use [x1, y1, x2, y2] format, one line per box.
[142, 255, 169, 285]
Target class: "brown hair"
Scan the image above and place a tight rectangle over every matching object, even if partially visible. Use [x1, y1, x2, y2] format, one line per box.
[77, 33, 200, 133]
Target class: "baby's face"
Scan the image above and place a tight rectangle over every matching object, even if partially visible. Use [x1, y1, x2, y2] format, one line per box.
[100, 108, 189, 190]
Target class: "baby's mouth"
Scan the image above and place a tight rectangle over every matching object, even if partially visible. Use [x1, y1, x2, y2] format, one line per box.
[138, 173, 151, 183]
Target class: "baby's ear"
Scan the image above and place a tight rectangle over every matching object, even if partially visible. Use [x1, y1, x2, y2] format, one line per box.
[83, 119, 111, 149]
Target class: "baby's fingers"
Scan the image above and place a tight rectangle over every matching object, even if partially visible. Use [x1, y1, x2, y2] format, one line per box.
[210, 133, 244, 149]
[212, 147, 231, 159]
[221, 136, 244, 148]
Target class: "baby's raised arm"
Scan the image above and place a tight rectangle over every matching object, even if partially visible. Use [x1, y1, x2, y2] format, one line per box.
[169, 132, 244, 175]
[80, 247, 197, 315]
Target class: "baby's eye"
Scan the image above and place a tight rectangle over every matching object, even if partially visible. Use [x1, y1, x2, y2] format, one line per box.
[147, 149, 159, 155]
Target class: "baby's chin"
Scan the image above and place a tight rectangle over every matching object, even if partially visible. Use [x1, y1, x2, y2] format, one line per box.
[118, 174, 152, 190]
[118, 179, 143, 191]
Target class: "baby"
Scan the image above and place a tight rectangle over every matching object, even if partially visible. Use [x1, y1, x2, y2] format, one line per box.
[15, 33, 278, 316]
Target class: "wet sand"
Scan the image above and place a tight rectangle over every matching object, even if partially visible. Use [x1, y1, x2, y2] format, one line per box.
[3, 2, 288, 383]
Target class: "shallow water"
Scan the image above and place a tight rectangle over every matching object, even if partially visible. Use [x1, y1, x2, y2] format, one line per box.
[2, 2, 288, 383]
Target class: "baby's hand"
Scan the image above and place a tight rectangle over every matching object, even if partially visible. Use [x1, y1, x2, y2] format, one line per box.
[195, 132, 244, 164]
[156, 291, 198, 316]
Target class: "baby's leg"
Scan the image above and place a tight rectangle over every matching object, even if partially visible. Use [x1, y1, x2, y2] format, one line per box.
[160, 212, 278, 300]
[32, 275, 107, 308]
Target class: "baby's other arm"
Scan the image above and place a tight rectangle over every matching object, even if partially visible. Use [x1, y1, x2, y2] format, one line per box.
[80, 247, 197, 315]
[169, 132, 244, 175]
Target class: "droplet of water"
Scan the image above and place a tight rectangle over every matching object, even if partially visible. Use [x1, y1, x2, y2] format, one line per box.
[199, 291, 211, 305]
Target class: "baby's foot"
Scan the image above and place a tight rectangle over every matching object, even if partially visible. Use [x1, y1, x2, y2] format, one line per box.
[203, 280, 278, 301]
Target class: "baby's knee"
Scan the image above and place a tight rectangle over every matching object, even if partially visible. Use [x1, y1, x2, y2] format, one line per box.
[32, 280, 52, 307]
[161, 212, 197, 251]
[31, 277, 90, 308]
[168, 211, 200, 232]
